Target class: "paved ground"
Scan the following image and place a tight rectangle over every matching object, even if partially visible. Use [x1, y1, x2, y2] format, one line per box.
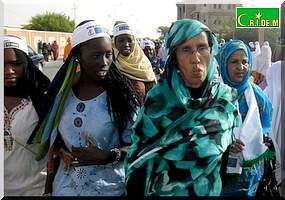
[42, 58, 64, 80]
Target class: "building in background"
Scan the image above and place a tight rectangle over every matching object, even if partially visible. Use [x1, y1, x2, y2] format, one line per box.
[176, 0, 242, 34]
[4, 26, 72, 57]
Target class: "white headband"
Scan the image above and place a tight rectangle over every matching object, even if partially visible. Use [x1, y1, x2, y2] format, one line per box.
[141, 39, 155, 49]
[113, 23, 135, 37]
[249, 42, 254, 48]
[72, 20, 110, 48]
[4, 35, 28, 55]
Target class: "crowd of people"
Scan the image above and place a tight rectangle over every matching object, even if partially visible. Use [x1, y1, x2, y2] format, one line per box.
[37, 40, 59, 62]
[4, 18, 283, 197]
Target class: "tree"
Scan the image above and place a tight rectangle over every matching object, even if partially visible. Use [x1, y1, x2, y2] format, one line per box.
[214, 17, 237, 40]
[157, 26, 170, 40]
[23, 12, 75, 33]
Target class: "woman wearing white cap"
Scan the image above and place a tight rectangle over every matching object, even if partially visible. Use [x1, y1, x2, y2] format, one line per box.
[141, 39, 163, 80]
[4, 35, 50, 195]
[30, 20, 140, 196]
[113, 21, 156, 104]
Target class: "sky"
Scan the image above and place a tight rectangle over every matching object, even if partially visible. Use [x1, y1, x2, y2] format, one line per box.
[2, 0, 284, 38]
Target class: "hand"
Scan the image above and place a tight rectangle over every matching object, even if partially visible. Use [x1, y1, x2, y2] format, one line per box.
[264, 136, 273, 148]
[259, 74, 265, 84]
[229, 139, 245, 154]
[255, 72, 265, 85]
[120, 146, 128, 153]
[58, 148, 74, 171]
[71, 142, 115, 166]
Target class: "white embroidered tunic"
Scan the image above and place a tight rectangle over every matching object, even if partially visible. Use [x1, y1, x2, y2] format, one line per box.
[52, 90, 133, 196]
[4, 98, 47, 196]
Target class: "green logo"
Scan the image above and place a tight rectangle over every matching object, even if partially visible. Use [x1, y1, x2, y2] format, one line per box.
[236, 8, 280, 28]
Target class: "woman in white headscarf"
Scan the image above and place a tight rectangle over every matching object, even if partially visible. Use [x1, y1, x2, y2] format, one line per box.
[251, 41, 271, 89]
[251, 41, 262, 85]
[264, 61, 282, 185]
[249, 42, 257, 70]
[260, 42, 272, 72]
[254, 41, 261, 55]
[256, 41, 272, 89]
[141, 39, 163, 80]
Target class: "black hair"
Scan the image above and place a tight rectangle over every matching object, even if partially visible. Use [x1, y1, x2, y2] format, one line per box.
[205, 30, 213, 48]
[105, 62, 141, 138]
[28, 36, 139, 145]
[13, 48, 29, 80]
[75, 42, 140, 141]
[4, 48, 50, 115]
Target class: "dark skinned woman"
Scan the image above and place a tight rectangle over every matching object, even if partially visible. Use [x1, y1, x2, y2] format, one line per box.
[30, 20, 140, 196]
[113, 22, 156, 104]
[4, 35, 50, 195]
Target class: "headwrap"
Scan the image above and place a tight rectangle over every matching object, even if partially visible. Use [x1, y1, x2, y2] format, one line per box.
[113, 22, 156, 83]
[113, 22, 136, 37]
[249, 42, 254, 49]
[125, 19, 240, 196]
[4, 35, 50, 115]
[249, 41, 258, 71]
[4, 35, 28, 55]
[141, 39, 155, 49]
[218, 40, 273, 165]
[256, 41, 272, 75]
[254, 41, 261, 55]
[72, 20, 110, 47]
[28, 20, 111, 159]
[218, 40, 252, 95]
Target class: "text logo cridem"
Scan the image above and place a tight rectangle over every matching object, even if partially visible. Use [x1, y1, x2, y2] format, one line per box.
[236, 8, 280, 28]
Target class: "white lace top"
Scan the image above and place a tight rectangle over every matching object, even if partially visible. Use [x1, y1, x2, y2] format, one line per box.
[4, 97, 47, 196]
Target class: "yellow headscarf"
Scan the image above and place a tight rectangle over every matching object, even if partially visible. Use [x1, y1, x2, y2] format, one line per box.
[113, 37, 156, 83]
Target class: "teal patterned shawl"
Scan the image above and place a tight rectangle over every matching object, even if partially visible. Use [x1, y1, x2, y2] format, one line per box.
[125, 19, 240, 196]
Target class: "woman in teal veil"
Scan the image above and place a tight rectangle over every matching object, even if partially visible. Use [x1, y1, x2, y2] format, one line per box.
[125, 19, 240, 196]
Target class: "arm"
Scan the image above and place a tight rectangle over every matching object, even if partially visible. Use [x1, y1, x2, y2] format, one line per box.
[70, 133, 129, 166]
[62, 110, 136, 168]
[58, 144, 120, 170]
[71, 144, 118, 166]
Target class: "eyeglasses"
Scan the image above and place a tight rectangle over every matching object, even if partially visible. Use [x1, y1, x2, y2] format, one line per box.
[177, 45, 210, 57]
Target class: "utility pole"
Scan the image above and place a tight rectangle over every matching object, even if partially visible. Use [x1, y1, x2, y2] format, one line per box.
[258, 28, 264, 46]
[72, 0, 78, 26]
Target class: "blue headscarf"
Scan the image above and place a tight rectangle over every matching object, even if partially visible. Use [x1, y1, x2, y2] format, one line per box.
[218, 40, 272, 135]
[218, 40, 252, 94]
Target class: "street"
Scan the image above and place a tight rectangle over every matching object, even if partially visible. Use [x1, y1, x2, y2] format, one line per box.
[42, 58, 64, 80]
